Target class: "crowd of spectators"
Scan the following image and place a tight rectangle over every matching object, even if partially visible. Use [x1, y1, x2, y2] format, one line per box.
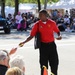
[0, 48, 25, 75]
[50, 9, 75, 32]
[0, 9, 75, 75]
[1, 9, 75, 32]
[6, 12, 38, 31]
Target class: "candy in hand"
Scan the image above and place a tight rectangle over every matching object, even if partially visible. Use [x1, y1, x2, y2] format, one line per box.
[19, 43, 24, 47]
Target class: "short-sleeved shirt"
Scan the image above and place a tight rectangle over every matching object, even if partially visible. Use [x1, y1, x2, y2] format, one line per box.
[30, 19, 60, 43]
[15, 15, 22, 24]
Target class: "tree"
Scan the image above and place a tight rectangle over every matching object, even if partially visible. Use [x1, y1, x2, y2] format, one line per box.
[5, 0, 59, 7]
[6, 0, 15, 6]
[51, 0, 59, 3]
[37, 0, 41, 11]
[44, 0, 48, 9]
[19, 0, 37, 3]
[41, 0, 59, 9]
[41, 0, 59, 4]
[14, 0, 19, 16]
[0, 0, 5, 18]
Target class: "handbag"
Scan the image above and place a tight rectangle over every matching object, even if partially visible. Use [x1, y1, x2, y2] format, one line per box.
[34, 23, 41, 49]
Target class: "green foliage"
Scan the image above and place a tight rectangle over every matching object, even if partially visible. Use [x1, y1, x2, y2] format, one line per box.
[50, 0, 59, 3]
[5, 0, 59, 6]
[19, 0, 37, 3]
[40, 0, 59, 4]
[6, 0, 15, 6]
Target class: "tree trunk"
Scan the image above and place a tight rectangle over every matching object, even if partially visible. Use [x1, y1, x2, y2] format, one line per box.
[14, 0, 19, 16]
[37, 0, 41, 11]
[1, 0, 5, 18]
[44, 0, 48, 9]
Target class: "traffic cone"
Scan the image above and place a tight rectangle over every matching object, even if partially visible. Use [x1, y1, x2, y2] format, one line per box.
[43, 65, 48, 75]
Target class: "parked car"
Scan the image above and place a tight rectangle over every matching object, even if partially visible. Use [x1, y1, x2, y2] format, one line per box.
[0, 16, 11, 34]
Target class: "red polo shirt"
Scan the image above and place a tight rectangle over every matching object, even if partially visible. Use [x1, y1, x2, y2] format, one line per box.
[30, 19, 60, 43]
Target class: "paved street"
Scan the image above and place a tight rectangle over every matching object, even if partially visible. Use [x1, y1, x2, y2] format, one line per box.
[0, 29, 75, 75]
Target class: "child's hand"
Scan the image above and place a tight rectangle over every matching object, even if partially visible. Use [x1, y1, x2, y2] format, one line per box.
[9, 48, 17, 55]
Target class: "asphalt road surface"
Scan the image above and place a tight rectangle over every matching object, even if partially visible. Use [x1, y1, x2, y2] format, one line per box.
[0, 29, 75, 75]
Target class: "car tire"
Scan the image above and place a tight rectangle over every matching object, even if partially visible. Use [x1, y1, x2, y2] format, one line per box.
[4, 28, 11, 34]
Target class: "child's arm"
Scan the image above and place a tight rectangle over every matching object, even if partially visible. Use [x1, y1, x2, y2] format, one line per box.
[9, 48, 17, 55]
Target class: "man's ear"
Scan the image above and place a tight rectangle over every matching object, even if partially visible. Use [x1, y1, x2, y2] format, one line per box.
[4, 58, 9, 67]
[3, 58, 7, 64]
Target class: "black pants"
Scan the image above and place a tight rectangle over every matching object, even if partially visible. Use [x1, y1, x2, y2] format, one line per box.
[39, 42, 59, 75]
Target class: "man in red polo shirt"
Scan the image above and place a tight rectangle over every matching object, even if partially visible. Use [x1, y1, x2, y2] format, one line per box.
[19, 10, 62, 75]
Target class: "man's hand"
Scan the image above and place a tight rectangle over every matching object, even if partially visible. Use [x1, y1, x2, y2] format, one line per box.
[19, 36, 33, 47]
[56, 35, 62, 40]
[9, 48, 17, 55]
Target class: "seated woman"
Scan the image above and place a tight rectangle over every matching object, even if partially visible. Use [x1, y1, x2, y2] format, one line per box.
[17, 13, 27, 31]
